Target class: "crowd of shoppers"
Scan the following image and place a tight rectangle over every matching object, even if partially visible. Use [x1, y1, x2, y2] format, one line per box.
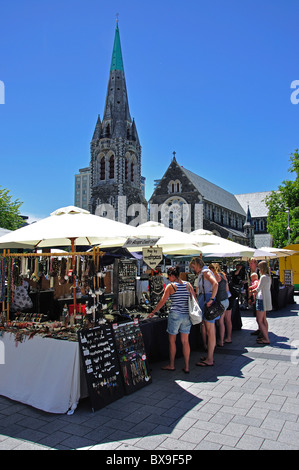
[148, 257, 273, 371]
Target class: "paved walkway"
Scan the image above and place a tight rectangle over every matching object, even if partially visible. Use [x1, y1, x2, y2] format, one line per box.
[0, 296, 299, 451]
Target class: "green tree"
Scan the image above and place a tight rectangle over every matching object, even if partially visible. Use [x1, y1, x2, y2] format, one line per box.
[265, 149, 299, 247]
[0, 187, 24, 230]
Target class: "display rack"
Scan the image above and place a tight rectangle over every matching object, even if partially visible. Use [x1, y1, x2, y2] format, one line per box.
[78, 325, 124, 412]
[113, 319, 152, 394]
[0, 248, 106, 322]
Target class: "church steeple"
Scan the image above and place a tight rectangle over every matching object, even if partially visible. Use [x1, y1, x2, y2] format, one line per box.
[89, 21, 147, 221]
[102, 21, 131, 138]
[110, 21, 124, 71]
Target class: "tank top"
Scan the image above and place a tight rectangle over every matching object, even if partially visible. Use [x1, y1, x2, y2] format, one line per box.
[197, 267, 214, 294]
[216, 274, 228, 301]
[170, 281, 190, 315]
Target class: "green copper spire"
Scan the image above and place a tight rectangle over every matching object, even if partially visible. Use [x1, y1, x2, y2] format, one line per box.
[110, 21, 124, 71]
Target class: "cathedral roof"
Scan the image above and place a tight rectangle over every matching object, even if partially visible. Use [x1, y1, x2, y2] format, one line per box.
[180, 166, 246, 215]
[235, 191, 272, 218]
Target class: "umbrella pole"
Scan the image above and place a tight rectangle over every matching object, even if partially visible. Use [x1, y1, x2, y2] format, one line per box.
[70, 238, 77, 318]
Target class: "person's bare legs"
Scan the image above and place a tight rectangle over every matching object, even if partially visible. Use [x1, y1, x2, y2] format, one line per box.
[197, 321, 216, 365]
[180, 332, 190, 372]
[162, 334, 177, 370]
[224, 309, 232, 343]
[218, 314, 225, 346]
[256, 310, 269, 343]
[201, 322, 208, 350]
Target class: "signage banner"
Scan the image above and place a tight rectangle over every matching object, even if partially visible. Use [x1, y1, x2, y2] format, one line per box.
[142, 247, 163, 269]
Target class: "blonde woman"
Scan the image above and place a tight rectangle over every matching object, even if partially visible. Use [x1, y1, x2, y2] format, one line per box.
[252, 261, 272, 345]
[189, 257, 218, 367]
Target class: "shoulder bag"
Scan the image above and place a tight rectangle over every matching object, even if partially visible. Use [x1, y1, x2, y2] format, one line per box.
[186, 282, 202, 325]
[202, 278, 225, 321]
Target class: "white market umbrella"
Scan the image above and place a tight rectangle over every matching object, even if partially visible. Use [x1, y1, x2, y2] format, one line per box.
[200, 239, 276, 259]
[189, 229, 226, 245]
[258, 246, 297, 257]
[124, 221, 204, 255]
[240, 249, 277, 260]
[0, 206, 140, 249]
[201, 241, 256, 258]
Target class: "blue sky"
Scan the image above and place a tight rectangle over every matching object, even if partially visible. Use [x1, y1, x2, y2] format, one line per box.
[0, 0, 298, 222]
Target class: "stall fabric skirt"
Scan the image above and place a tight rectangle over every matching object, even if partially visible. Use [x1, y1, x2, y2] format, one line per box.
[0, 333, 82, 414]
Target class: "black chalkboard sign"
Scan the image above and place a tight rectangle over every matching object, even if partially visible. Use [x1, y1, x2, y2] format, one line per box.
[78, 325, 124, 412]
[112, 319, 152, 394]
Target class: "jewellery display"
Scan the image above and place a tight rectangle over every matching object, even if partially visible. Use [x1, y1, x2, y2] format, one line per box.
[78, 319, 151, 411]
[117, 259, 137, 308]
[113, 319, 151, 394]
[78, 325, 124, 412]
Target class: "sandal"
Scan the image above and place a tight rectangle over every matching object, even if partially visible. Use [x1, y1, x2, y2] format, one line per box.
[196, 361, 214, 367]
[256, 338, 270, 345]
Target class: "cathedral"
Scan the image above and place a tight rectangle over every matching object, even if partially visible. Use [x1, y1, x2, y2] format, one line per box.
[74, 21, 272, 248]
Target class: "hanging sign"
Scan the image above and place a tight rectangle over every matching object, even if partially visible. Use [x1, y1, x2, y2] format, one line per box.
[142, 247, 163, 270]
[124, 237, 160, 247]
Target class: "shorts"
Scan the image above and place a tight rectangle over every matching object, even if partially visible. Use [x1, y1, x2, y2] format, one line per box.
[198, 293, 220, 323]
[167, 311, 191, 335]
[220, 298, 229, 310]
[256, 299, 264, 311]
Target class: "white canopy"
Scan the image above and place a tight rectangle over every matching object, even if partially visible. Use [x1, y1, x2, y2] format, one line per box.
[201, 241, 256, 258]
[200, 238, 277, 259]
[124, 221, 204, 255]
[258, 246, 297, 257]
[189, 229, 227, 245]
[0, 206, 140, 249]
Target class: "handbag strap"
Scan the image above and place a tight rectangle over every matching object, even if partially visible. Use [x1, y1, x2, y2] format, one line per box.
[201, 275, 206, 302]
[170, 282, 177, 294]
[186, 281, 194, 299]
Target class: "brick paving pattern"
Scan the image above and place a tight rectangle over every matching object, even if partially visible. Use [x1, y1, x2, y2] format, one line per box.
[0, 296, 298, 450]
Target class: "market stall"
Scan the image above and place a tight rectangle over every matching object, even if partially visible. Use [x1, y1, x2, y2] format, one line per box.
[0, 207, 155, 413]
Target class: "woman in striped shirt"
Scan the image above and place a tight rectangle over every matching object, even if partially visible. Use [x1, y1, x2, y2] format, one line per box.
[148, 266, 197, 373]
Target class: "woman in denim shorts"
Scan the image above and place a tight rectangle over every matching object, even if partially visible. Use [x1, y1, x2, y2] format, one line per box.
[189, 257, 219, 367]
[148, 266, 197, 373]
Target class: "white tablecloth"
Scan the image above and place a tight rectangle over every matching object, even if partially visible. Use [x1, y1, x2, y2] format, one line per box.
[0, 332, 83, 414]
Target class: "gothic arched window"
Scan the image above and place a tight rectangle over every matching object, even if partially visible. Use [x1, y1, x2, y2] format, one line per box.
[131, 161, 134, 182]
[100, 157, 105, 180]
[125, 158, 128, 180]
[109, 156, 114, 179]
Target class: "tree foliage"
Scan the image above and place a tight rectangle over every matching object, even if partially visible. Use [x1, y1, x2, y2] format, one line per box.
[265, 150, 299, 247]
[0, 187, 24, 230]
